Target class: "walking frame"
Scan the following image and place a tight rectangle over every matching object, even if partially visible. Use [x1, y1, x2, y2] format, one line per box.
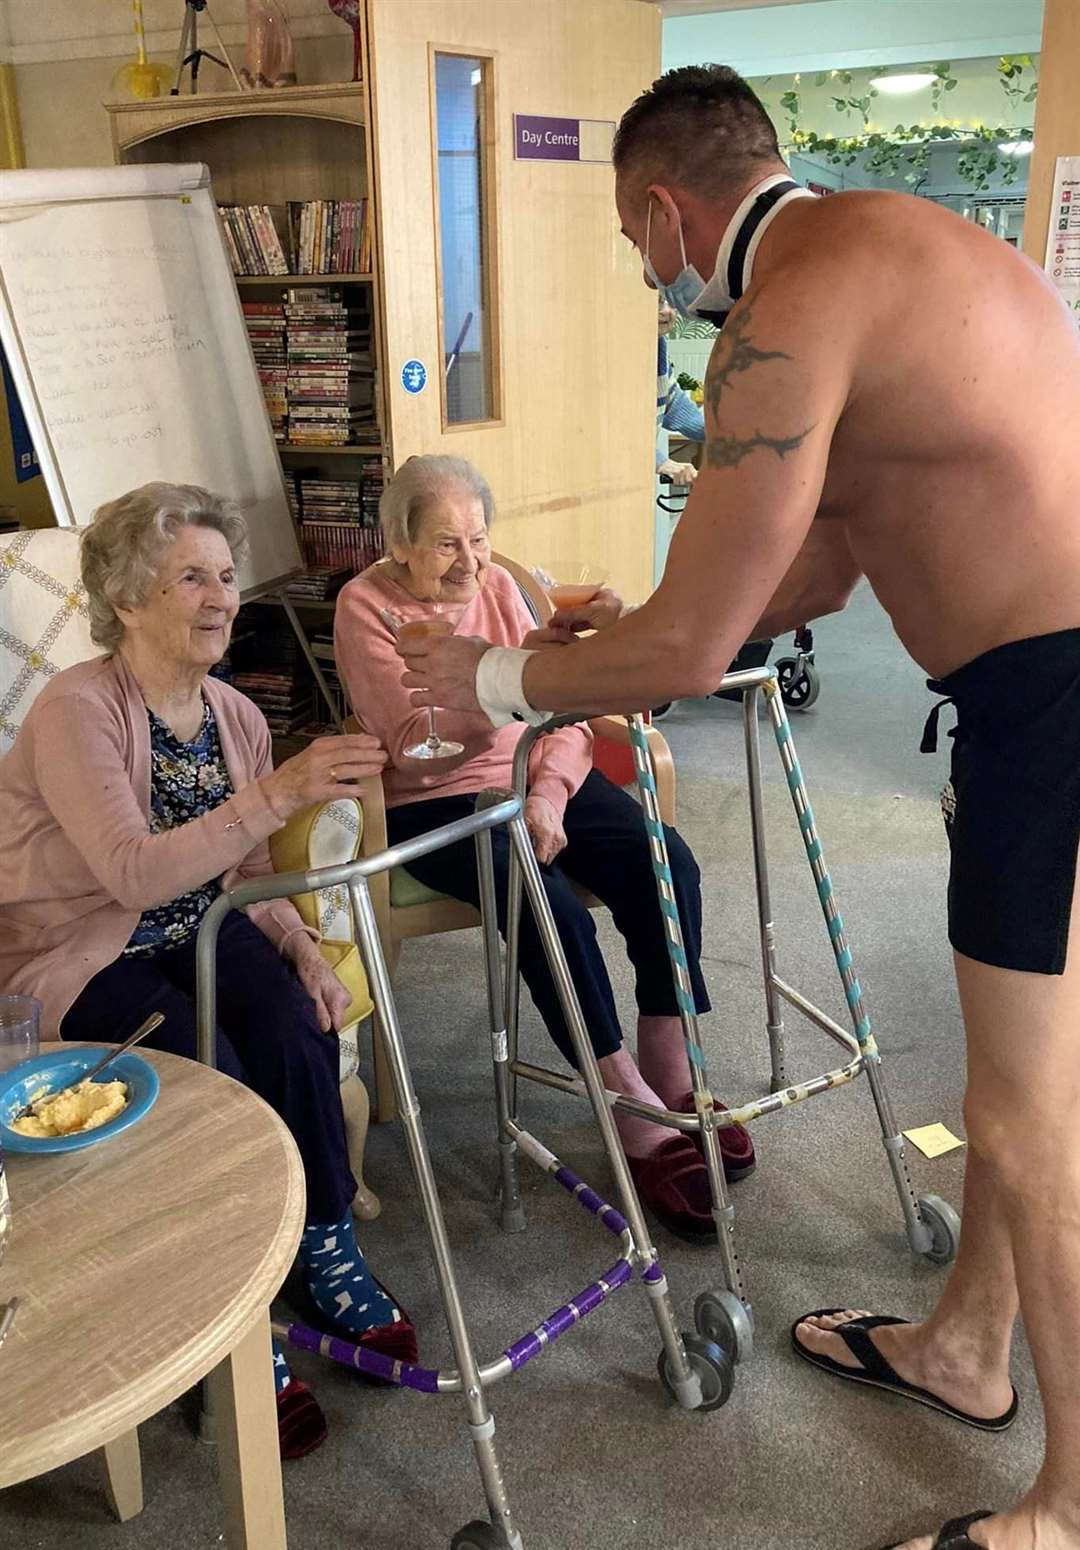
[194, 664, 959, 1550]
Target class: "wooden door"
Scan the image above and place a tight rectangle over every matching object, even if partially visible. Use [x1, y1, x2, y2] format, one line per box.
[366, 0, 661, 602]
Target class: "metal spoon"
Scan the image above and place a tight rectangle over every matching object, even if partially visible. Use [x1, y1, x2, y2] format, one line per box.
[76, 1013, 165, 1085]
[12, 1012, 164, 1121]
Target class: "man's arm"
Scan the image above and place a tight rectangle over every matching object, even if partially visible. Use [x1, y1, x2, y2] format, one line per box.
[401, 274, 857, 717]
[750, 519, 862, 639]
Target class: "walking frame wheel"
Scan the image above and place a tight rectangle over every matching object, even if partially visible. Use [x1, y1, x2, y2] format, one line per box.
[657, 1332, 735, 1412]
[694, 1289, 754, 1364]
[451, 1522, 507, 1550]
[775, 655, 820, 711]
[916, 1193, 961, 1265]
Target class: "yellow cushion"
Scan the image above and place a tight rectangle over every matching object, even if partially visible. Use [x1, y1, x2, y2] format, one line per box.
[317, 938, 374, 1026]
[269, 799, 373, 1021]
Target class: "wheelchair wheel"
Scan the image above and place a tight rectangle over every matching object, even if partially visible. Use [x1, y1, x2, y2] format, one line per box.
[776, 656, 821, 711]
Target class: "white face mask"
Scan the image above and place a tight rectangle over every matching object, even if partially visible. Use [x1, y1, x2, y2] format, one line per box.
[645, 173, 816, 326]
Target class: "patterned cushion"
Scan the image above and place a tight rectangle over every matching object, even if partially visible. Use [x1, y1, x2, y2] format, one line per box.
[0, 530, 95, 749]
[269, 797, 364, 943]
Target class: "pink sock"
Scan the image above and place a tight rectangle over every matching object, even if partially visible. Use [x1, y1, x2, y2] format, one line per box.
[635, 1016, 692, 1108]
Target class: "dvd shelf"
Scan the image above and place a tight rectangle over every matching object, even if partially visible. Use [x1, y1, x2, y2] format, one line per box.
[219, 199, 373, 277]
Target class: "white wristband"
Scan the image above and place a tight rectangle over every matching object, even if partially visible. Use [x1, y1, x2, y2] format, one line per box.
[475, 647, 553, 729]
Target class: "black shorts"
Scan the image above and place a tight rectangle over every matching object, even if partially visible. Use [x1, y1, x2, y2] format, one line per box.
[922, 629, 1080, 975]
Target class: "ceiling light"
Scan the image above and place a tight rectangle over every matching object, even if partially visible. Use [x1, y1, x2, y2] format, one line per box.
[870, 72, 937, 95]
[999, 140, 1033, 157]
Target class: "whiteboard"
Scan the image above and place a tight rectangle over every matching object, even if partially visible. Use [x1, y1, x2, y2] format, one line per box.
[0, 163, 301, 597]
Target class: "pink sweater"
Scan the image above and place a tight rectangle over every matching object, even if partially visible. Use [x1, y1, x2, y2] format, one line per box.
[334, 563, 592, 814]
[0, 654, 313, 1038]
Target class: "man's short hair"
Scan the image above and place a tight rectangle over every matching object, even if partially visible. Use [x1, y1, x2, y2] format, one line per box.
[613, 65, 782, 204]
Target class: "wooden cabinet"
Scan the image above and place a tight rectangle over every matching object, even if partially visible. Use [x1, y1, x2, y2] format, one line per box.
[106, 0, 661, 674]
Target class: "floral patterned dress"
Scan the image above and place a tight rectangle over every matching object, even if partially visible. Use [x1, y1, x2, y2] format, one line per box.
[124, 703, 234, 956]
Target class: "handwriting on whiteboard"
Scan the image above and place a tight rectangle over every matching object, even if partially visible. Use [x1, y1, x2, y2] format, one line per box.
[8, 259, 211, 459]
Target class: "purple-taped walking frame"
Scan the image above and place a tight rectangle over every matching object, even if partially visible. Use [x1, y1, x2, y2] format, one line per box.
[196, 791, 731, 1550]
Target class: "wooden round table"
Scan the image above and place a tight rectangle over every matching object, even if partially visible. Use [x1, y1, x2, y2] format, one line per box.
[0, 1043, 304, 1548]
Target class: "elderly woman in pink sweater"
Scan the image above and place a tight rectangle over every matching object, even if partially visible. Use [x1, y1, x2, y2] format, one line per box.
[0, 482, 414, 1459]
[335, 454, 755, 1242]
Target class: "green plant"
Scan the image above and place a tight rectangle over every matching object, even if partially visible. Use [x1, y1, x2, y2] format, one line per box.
[998, 54, 1038, 109]
[957, 140, 999, 191]
[831, 84, 878, 128]
[668, 315, 718, 341]
[930, 62, 958, 114]
[788, 121, 1032, 192]
[779, 87, 801, 136]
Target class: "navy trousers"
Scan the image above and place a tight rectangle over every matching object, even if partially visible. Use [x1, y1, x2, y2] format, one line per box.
[62, 910, 356, 1224]
[387, 769, 710, 1066]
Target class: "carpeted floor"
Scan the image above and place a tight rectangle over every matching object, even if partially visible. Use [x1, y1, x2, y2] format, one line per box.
[1, 585, 1043, 1550]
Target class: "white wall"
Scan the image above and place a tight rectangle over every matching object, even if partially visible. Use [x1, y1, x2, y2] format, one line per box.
[3, 1, 358, 167]
[663, 0, 1044, 76]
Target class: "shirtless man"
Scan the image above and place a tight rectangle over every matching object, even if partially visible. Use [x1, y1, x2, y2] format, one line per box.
[398, 66, 1080, 1550]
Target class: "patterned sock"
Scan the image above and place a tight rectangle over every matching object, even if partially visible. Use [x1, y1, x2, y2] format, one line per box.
[272, 1336, 291, 1396]
[300, 1210, 399, 1337]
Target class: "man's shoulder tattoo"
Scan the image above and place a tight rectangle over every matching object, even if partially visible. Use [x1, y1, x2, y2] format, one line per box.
[704, 302, 814, 470]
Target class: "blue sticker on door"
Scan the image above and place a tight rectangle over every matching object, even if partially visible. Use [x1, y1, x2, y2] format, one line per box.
[401, 360, 427, 395]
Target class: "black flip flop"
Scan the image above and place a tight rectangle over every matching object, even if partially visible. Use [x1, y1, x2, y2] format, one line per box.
[791, 1309, 1018, 1432]
[880, 1510, 994, 1549]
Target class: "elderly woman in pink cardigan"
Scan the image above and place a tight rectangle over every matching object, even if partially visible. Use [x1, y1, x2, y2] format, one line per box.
[0, 482, 413, 1459]
[335, 454, 756, 1243]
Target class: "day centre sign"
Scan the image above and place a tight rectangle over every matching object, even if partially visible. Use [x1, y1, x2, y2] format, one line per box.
[513, 114, 615, 164]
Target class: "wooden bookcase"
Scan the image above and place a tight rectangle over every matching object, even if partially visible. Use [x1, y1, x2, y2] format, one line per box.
[107, 79, 388, 462]
[106, 79, 388, 748]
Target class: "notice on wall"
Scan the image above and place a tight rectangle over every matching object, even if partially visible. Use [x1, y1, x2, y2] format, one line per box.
[513, 114, 615, 164]
[1045, 155, 1080, 332]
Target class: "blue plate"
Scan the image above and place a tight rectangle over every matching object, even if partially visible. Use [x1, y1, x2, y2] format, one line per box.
[0, 1048, 160, 1154]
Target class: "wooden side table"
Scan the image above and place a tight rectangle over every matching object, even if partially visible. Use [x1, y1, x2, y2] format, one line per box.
[0, 1044, 304, 1548]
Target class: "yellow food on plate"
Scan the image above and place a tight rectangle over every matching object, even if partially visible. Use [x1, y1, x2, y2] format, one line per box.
[10, 1078, 128, 1138]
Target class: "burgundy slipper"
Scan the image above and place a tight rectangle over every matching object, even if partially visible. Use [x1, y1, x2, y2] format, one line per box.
[627, 1134, 717, 1241]
[304, 1274, 419, 1375]
[675, 1092, 756, 1181]
[351, 1313, 419, 1367]
[277, 1376, 328, 1460]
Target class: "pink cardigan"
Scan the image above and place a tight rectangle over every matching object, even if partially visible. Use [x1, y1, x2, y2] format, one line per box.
[0, 654, 313, 1038]
[334, 562, 592, 814]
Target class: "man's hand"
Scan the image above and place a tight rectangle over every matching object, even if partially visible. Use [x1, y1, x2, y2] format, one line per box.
[397, 631, 489, 712]
[524, 794, 567, 866]
[548, 586, 625, 636]
[659, 458, 698, 487]
[290, 938, 352, 1033]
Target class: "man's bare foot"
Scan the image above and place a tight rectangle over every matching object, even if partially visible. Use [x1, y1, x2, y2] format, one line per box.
[794, 1309, 1014, 1422]
[888, 1500, 1080, 1549]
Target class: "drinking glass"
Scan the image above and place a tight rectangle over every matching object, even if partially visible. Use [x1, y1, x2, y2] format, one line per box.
[0, 995, 40, 1074]
[381, 607, 466, 759]
[537, 560, 609, 613]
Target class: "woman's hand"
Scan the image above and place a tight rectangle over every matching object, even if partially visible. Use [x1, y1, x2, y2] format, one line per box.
[521, 624, 578, 650]
[290, 937, 353, 1033]
[262, 733, 388, 820]
[548, 586, 625, 636]
[524, 794, 567, 866]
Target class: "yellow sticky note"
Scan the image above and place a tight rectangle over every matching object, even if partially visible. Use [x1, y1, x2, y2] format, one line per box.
[903, 1123, 965, 1159]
